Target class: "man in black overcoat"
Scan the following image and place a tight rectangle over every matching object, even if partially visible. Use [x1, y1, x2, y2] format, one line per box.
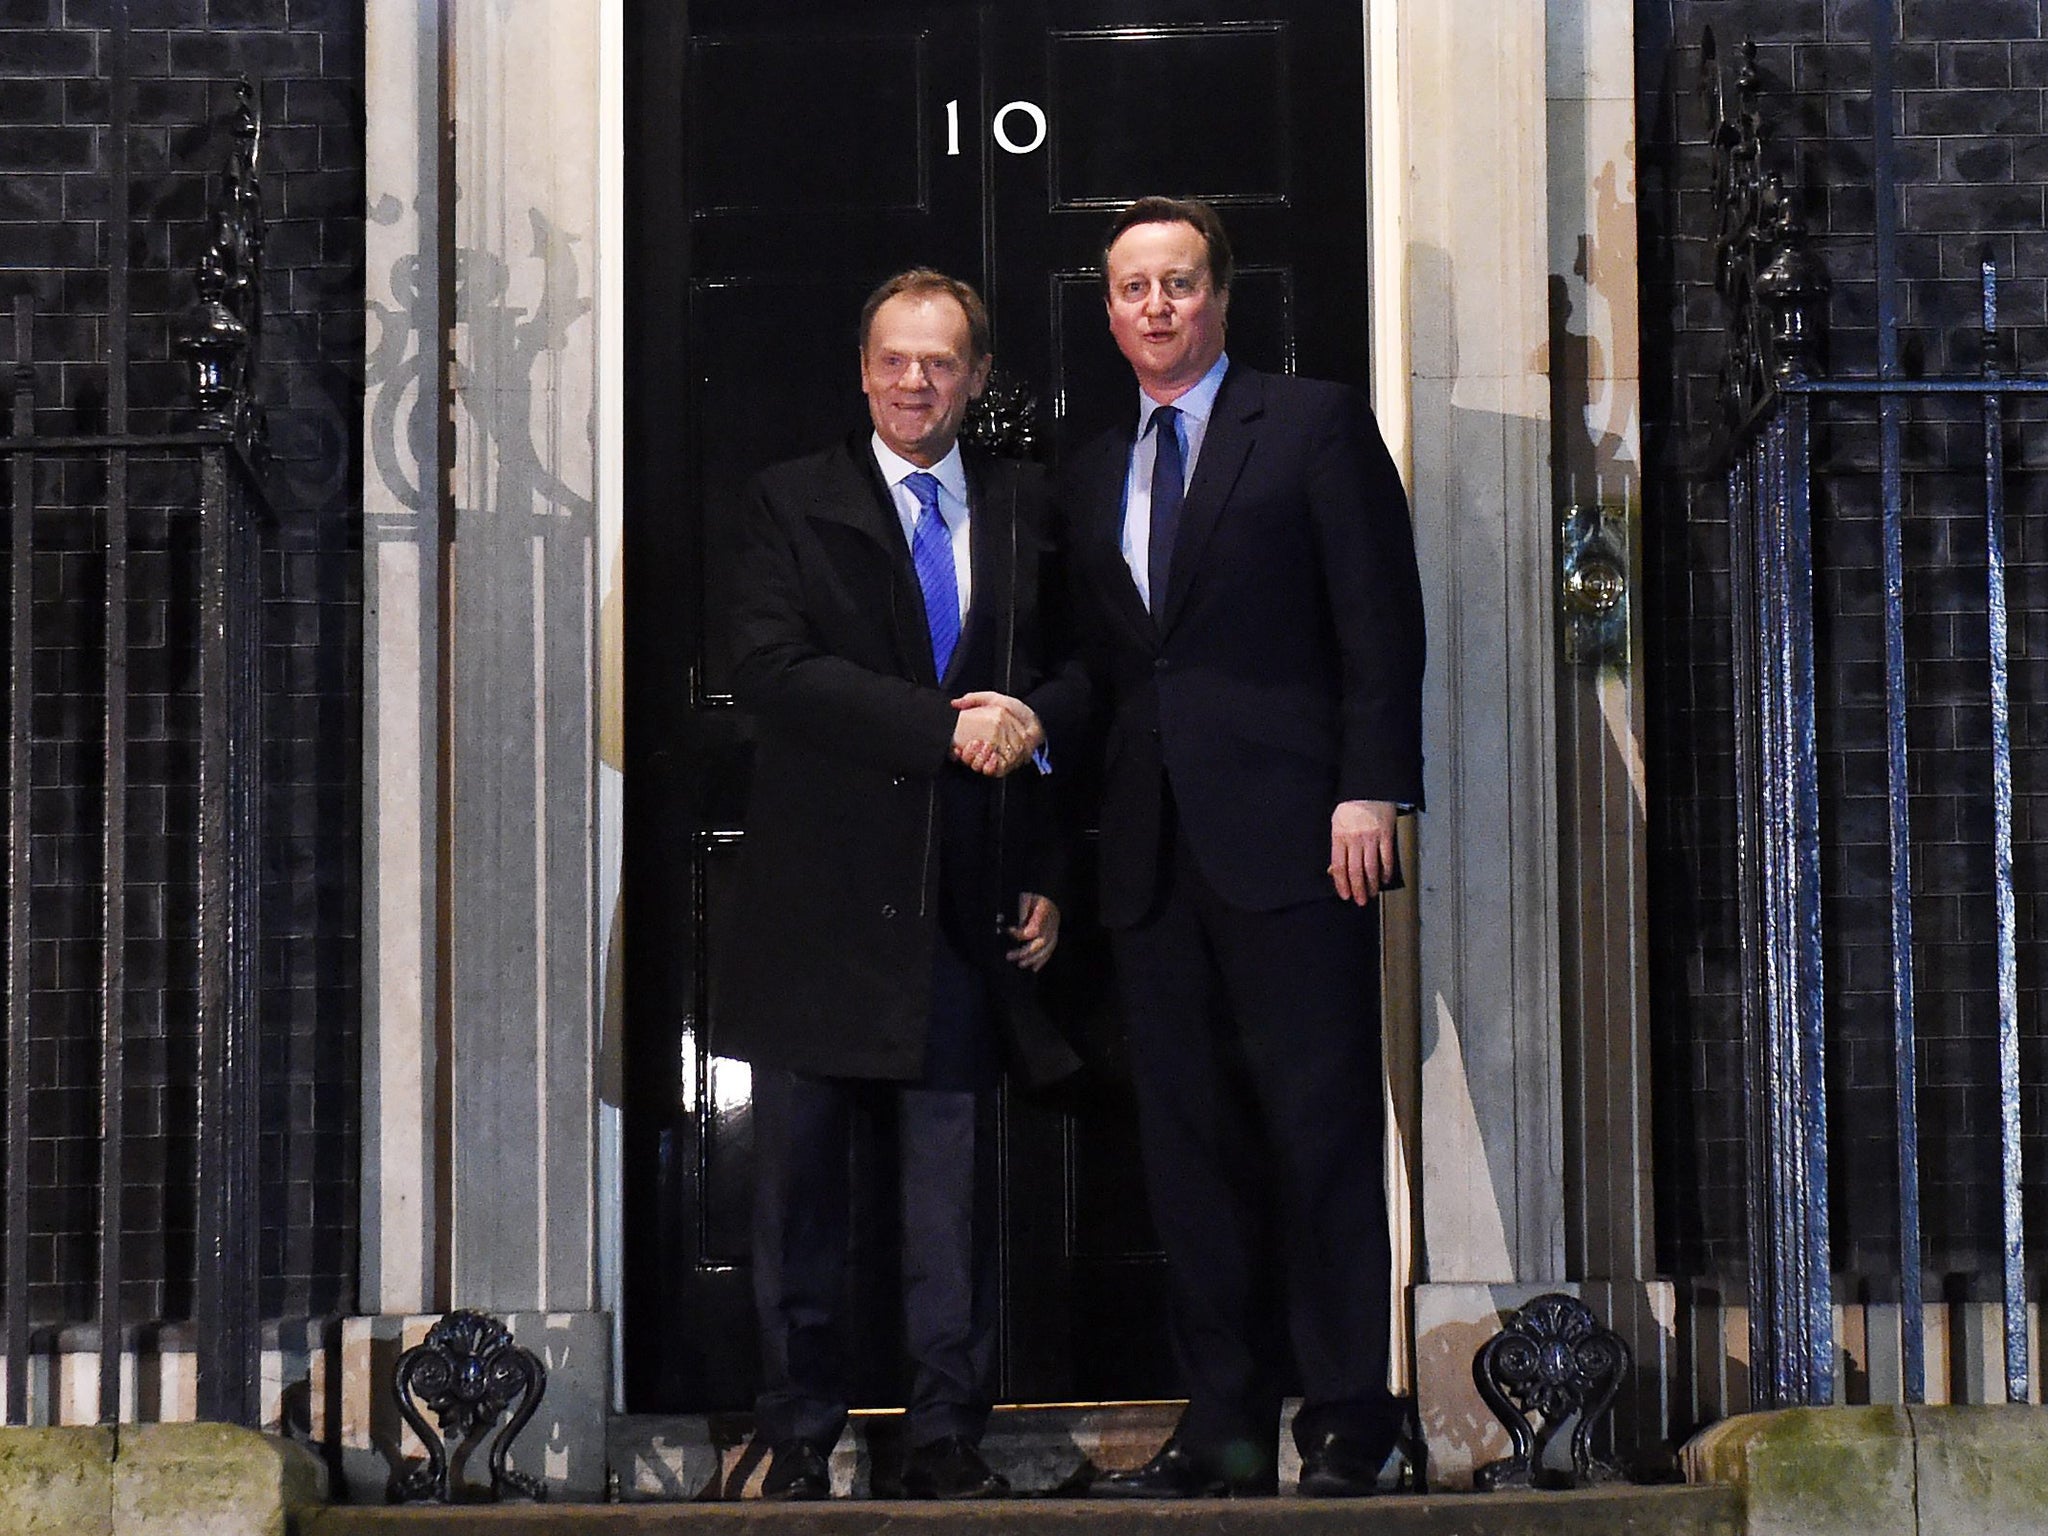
[1061, 198, 1426, 1499]
[717, 269, 1082, 1501]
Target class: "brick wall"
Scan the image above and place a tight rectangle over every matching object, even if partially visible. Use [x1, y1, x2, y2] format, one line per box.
[0, 3, 363, 1323]
[1639, 0, 2048, 1287]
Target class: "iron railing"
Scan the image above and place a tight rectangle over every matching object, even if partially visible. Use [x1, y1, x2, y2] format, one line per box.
[0, 55, 268, 1426]
[1706, 16, 2048, 1409]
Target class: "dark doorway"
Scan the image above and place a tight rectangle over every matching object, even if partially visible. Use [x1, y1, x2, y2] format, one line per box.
[622, 0, 1371, 1412]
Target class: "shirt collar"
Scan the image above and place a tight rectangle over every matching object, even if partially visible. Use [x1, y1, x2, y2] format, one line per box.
[871, 434, 969, 512]
[1138, 350, 1230, 433]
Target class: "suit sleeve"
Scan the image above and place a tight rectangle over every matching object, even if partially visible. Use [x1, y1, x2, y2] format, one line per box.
[1014, 472, 1090, 905]
[1018, 482, 1094, 767]
[729, 477, 959, 775]
[1307, 389, 1427, 809]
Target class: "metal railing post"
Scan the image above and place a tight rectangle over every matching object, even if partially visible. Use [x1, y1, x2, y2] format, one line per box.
[98, 7, 133, 1424]
[4, 296, 34, 1426]
[1980, 260, 2028, 1404]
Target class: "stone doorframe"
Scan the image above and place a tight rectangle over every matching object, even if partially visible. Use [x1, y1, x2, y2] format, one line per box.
[348, 0, 1663, 1498]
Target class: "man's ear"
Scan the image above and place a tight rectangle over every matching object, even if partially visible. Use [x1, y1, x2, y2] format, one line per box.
[970, 355, 993, 397]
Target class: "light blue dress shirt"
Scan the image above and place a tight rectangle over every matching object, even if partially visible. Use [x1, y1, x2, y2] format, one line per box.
[1121, 351, 1230, 608]
[872, 434, 971, 624]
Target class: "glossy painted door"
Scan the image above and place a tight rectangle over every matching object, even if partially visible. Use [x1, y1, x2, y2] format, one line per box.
[622, 0, 1369, 1412]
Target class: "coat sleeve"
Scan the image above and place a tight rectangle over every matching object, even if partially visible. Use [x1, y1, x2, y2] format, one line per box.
[729, 477, 960, 775]
[1306, 388, 1428, 809]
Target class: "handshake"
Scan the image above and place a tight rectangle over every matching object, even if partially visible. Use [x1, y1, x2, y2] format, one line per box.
[950, 691, 1043, 778]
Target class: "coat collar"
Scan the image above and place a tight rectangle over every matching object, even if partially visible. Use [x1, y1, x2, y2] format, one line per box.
[805, 431, 908, 552]
[801, 432, 1012, 688]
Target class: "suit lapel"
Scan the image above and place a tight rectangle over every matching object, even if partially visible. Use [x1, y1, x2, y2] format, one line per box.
[1158, 364, 1259, 634]
[1078, 425, 1156, 647]
[807, 436, 936, 683]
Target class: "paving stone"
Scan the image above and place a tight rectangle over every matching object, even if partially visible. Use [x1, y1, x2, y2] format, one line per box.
[113, 1422, 326, 1536]
[0, 1427, 115, 1536]
[1907, 1402, 2048, 1536]
[1683, 1405, 1917, 1536]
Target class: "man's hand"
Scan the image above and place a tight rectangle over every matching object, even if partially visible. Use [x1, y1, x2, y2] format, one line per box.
[1005, 892, 1060, 971]
[950, 691, 1044, 777]
[1329, 799, 1400, 905]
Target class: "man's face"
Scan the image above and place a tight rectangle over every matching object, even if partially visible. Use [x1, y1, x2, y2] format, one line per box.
[1104, 219, 1229, 400]
[860, 291, 990, 467]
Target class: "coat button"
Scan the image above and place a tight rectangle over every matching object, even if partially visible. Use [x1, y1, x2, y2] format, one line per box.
[1153, 656, 1168, 672]
[891, 774, 906, 786]
[881, 903, 898, 919]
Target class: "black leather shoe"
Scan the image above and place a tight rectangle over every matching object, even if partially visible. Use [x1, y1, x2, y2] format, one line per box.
[1297, 1427, 1392, 1498]
[899, 1435, 1010, 1500]
[1092, 1436, 1276, 1498]
[761, 1439, 831, 1501]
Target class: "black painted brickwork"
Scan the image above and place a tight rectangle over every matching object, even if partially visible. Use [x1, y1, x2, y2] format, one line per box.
[0, 5, 363, 1324]
[1641, 0, 2048, 1288]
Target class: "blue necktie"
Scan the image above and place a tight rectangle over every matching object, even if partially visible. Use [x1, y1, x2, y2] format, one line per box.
[907, 472, 960, 678]
[1147, 404, 1183, 616]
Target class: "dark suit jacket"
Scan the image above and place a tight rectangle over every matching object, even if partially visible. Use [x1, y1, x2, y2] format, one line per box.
[716, 433, 1085, 1086]
[1060, 364, 1425, 926]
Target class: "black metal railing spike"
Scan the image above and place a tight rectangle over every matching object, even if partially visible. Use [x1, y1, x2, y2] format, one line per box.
[1701, 27, 1834, 1412]
[1703, 31, 1830, 436]
[0, 70, 272, 1434]
[4, 295, 34, 1426]
[1981, 257, 2028, 1405]
[180, 77, 267, 462]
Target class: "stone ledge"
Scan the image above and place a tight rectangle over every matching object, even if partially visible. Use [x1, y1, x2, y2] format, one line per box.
[0, 1423, 325, 1536]
[299, 1485, 1740, 1535]
[1684, 1403, 2048, 1536]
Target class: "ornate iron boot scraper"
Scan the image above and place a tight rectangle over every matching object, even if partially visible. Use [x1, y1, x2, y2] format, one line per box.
[390, 1309, 549, 1503]
[1472, 1292, 1631, 1490]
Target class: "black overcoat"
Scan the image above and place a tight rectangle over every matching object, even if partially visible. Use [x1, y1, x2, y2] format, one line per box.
[715, 434, 1085, 1087]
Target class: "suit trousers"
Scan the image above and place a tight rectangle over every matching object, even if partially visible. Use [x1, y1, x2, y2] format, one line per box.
[1111, 818, 1397, 1459]
[750, 921, 1000, 1453]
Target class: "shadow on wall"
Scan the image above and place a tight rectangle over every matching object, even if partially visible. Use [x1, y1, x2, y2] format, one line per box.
[1406, 238, 1558, 1282]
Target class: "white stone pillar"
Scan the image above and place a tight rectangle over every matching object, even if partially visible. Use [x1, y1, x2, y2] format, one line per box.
[359, 0, 444, 1333]
[1547, 0, 1677, 1473]
[1379, 0, 1670, 1483]
[1383, 0, 1568, 1486]
[345, 0, 610, 1500]
[444, 0, 602, 1324]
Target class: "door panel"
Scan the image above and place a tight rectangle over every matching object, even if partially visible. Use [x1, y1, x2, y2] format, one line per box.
[690, 275, 879, 701]
[623, 0, 1369, 1413]
[1046, 25, 1293, 207]
[688, 36, 933, 216]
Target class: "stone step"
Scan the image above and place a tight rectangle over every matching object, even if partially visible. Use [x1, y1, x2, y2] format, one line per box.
[605, 1400, 1479, 1502]
[611, 1402, 1200, 1502]
[301, 1486, 1742, 1536]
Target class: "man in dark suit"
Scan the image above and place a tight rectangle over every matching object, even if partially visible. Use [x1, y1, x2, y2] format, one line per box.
[1061, 198, 1426, 1499]
[718, 270, 1082, 1501]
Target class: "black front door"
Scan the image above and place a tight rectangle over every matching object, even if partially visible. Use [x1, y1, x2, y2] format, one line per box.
[622, 0, 1371, 1413]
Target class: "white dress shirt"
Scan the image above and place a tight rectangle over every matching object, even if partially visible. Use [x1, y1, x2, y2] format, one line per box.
[873, 434, 972, 623]
[1121, 351, 1230, 608]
